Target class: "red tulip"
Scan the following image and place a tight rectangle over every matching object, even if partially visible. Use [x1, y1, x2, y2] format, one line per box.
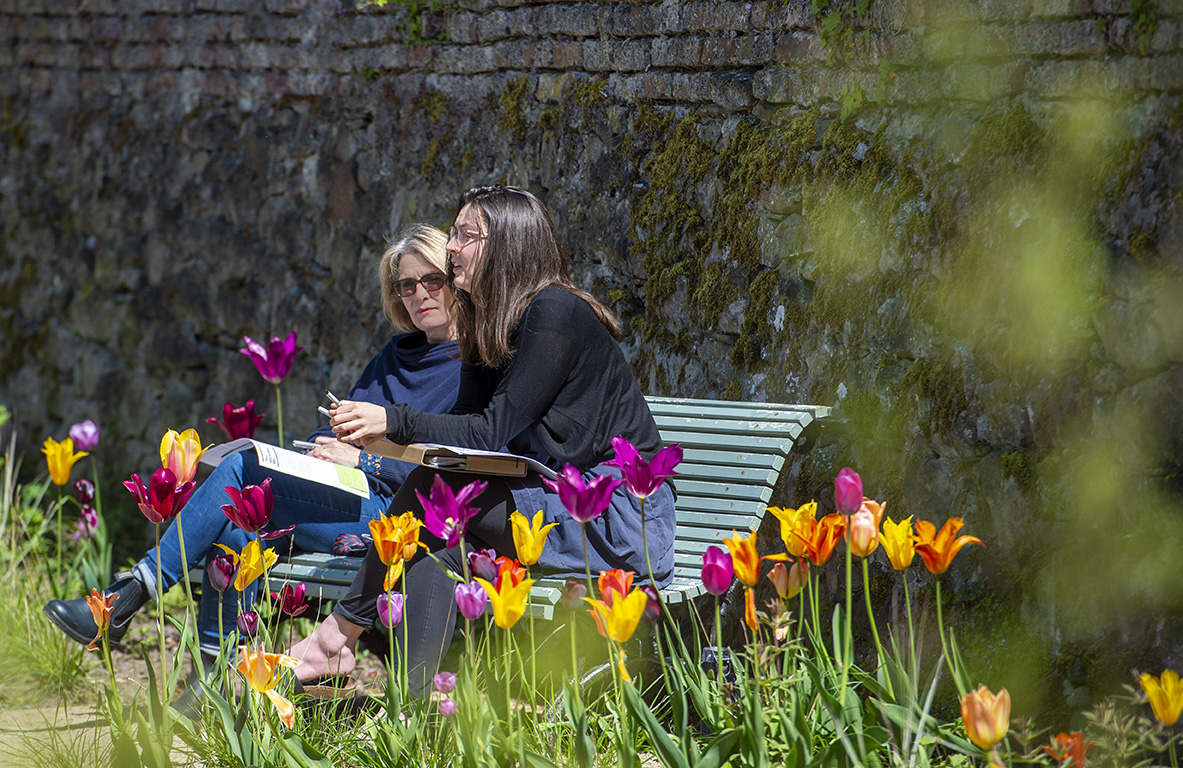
[124, 468, 195, 524]
[206, 400, 265, 441]
[272, 583, 308, 617]
[221, 478, 274, 534]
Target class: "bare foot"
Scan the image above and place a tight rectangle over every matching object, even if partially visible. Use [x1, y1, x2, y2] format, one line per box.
[288, 613, 364, 682]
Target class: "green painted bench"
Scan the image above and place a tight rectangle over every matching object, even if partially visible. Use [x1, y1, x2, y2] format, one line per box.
[202, 397, 831, 620]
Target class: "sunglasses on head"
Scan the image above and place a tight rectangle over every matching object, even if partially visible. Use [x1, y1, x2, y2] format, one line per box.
[395, 272, 447, 298]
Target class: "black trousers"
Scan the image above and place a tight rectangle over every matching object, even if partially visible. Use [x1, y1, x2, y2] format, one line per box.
[333, 466, 517, 696]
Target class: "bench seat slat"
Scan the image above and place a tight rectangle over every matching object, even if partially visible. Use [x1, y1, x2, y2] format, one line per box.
[673, 463, 780, 485]
[670, 479, 773, 502]
[676, 448, 785, 471]
[651, 415, 813, 439]
[645, 396, 830, 418]
[657, 430, 800, 453]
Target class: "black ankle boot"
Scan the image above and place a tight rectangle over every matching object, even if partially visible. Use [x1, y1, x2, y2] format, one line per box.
[43, 575, 149, 646]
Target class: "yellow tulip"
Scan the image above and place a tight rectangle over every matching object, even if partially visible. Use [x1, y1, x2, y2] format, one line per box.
[767, 502, 816, 557]
[475, 575, 535, 630]
[510, 510, 558, 566]
[85, 588, 119, 651]
[43, 436, 87, 486]
[159, 428, 209, 485]
[369, 511, 425, 590]
[584, 587, 648, 644]
[961, 685, 1010, 750]
[236, 644, 300, 728]
[881, 516, 916, 570]
[722, 529, 788, 588]
[1140, 668, 1183, 726]
[216, 540, 277, 592]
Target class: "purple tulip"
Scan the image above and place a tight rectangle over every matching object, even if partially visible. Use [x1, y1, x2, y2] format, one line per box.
[468, 548, 499, 583]
[272, 583, 309, 617]
[433, 671, 457, 694]
[543, 464, 624, 523]
[438, 697, 457, 718]
[561, 578, 588, 610]
[640, 585, 662, 622]
[240, 332, 303, 385]
[124, 468, 195, 525]
[418, 474, 487, 549]
[206, 400, 265, 441]
[221, 478, 274, 533]
[69, 505, 99, 540]
[454, 580, 488, 621]
[701, 546, 734, 596]
[207, 553, 238, 593]
[834, 467, 863, 514]
[69, 420, 100, 452]
[236, 610, 259, 638]
[606, 436, 683, 499]
[73, 478, 95, 504]
[377, 591, 404, 629]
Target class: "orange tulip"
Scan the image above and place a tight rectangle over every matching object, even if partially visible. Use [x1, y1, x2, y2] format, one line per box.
[881, 516, 916, 570]
[767, 560, 809, 600]
[744, 587, 758, 632]
[847, 500, 885, 558]
[1140, 668, 1183, 726]
[369, 511, 426, 590]
[767, 501, 816, 558]
[237, 644, 300, 728]
[914, 518, 983, 574]
[85, 589, 119, 651]
[495, 557, 527, 589]
[159, 428, 208, 485]
[722, 530, 787, 588]
[961, 685, 1010, 750]
[794, 513, 847, 566]
[598, 568, 634, 607]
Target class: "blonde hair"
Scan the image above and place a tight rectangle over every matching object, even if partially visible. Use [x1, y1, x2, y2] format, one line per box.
[379, 224, 450, 332]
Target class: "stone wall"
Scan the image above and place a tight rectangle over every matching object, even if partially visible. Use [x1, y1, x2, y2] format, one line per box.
[3, 0, 1182, 720]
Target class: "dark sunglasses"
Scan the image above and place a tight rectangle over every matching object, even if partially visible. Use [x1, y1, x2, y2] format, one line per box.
[395, 272, 447, 298]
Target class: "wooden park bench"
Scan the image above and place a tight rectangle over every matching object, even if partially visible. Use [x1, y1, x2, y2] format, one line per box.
[248, 396, 833, 619]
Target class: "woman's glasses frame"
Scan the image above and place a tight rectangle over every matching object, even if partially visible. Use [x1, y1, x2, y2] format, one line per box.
[395, 272, 448, 298]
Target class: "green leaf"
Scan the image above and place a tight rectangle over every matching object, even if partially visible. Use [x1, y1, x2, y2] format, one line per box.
[623, 680, 688, 768]
[278, 731, 334, 768]
[692, 727, 741, 768]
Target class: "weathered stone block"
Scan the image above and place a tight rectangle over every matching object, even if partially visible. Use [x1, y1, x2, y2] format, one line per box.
[751, 0, 812, 30]
[456, 0, 498, 11]
[476, 8, 513, 42]
[605, 4, 663, 37]
[651, 36, 703, 68]
[534, 3, 600, 37]
[682, 1, 750, 32]
[699, 32, 775, 67]
[447, 11, 479, 44]
[263, 0, 308, 15]
[1026, 58, 1106, 97]
[776, 31, 825, 64]
[371, 45, 409, 70]
[1094, 299, 1167, 370]
[152, 0, 188, 14]
[493, 39, 552, 69]
[1029, 0, 1078, 18]
[434, 44, 496, 73]
[708, 72, 756, 109]
[194, 0, 253, 12]
[552, 39, 583, 68]
[584, 39, 650, 72]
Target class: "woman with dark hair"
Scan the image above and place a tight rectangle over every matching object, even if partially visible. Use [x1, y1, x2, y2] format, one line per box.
[290, 186, 675, 695]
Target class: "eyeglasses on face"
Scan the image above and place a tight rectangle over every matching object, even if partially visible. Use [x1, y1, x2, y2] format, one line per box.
[395, 272, 448, 298]
[448, 226, 487, 248]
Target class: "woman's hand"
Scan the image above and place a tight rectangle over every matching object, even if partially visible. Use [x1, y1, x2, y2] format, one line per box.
[308, 437, 362, 468]
[329, 400, 389, 447]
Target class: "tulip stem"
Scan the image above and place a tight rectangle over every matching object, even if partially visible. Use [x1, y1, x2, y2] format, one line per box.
[580, 524, 594, 602]
[862, 559, 891, 699]
[839, 543, 852, 707]
[155, 522, 168, 706]
[902, 574, 916, 682]
[1169, 738, 1178, 768]
[935, 578, 952, 689]
[274, 383, 284, 447]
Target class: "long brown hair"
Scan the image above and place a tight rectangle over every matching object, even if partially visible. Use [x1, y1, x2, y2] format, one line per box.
[452, 186, 620, 367]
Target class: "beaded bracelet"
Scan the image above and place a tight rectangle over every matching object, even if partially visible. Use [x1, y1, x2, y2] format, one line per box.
[358, 452, 382, 476]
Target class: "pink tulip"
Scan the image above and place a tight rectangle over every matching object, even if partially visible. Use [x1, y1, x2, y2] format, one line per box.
[834, 467, 863, 514]
[606, 436, 682, 498]
[454, 580, 487, 621]
[69, 420, 100, 452]
[240, 332, 303, 385]
[418, 475, 487, 548]
[543, 464, 624, 523]
[221, 478, 274, 533]
[701, 545, 734, 596]
[433, 671, 457, 694]
[768, 560, 809, 600]
[377, 591, 404, 628]
[847, 506, 880, 557]
[206, 400, 265, 441]
[124, 468, 195, 525]
[438, 697, 458, 718]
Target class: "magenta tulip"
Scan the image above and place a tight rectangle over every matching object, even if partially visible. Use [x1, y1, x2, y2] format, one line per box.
[701, 546, 734, 596]
[272, 583, 309, 617]
[438, 697, 458, 718]
[377, 591, 404, 629]
[124, 468, 195, 525]
[607, 436, 683, 498]
[433, 671, 457, 694]
[240, 332, 303, 385]
[640, 584, 662, 621]
[206, 400, 265, 441]
[561, 578, 588, 610]
[454, 580, 488, 621]
[468, 548, 499, 582]
[69, 505, 99, 540]
[418, 475, 487, 548]
[236, 610, 259, 638]
[221, 478, 274, 533]
[834, 467, 863, 514]
[259, 523, 296, 541]
[207, 553, 237, 593]
[543, 464, 624, 523]
[69, 420, 100, 452]
[73, 478, 95, 504]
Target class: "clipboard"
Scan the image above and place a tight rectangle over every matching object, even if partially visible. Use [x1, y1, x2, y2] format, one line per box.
[365, 441, 558, 480]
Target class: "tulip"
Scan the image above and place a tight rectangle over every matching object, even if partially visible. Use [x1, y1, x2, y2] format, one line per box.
[640, 585, 661, 621]
[1140, 668, 1183, 726]
[236, 644, 300, 728]
[433, 671, 457, 694]
[43, 436, 87, 486]
[606, 436, 683, 498]
[369, 510, 426, 588]
[598, 568, 634, 608]
[73, 478, 95, 504]
[240, 332, 303, 385]
[438, 697, 458, 717]
[834, 467, 863, 514]
[85, 588, 119, 651]
[543, 464, 623, 523]
[723, 529, 787, 588]
[467, 548, 499, 582]
[475, 574, 535, 630]
[560, 578, 588, 610]
[454, 580, 488, 621]
[124, 468, 195, 524]
[418, 474, 488, 548]
[961, 685, 1010, 751]
[377, 591, 404, 629]
[259, 523, 295, 541]
[794, 513, 847, 566]
[69, 505, 100, 541]
[69, 420, 100, 452]
[584, 588, 648, 644]
[847, 503, 882, 558]
[700, 546, 734, 596]
[914, 518, 983, 575]
[216, 540, 278, 592]
[509, 510, 558, 567]
[207, 553, 238, 593]
[159, 428, 208, 486]
[743, 587, 759, 632]
[221, 478, 274, 533]
[881, 516, 916, 570]
[767, 501, 816, 558]
[206, 400, 265, 441]
[236, 610, 260, 638]
[495, 557, 527, 589]
[1043, 732, 1090, 767]
[272, 583, 309, 618]
[767, 560, 808, 600]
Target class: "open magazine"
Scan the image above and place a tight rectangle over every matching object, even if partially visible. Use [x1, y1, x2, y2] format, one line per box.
[364, 441, 558, 480]
[201, 439, 371, 499]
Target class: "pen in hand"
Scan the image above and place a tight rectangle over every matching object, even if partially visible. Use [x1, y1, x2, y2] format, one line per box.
[325, 390, 342, 407]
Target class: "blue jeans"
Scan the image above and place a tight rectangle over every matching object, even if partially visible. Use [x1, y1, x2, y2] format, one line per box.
[131, 450, 392, 651]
